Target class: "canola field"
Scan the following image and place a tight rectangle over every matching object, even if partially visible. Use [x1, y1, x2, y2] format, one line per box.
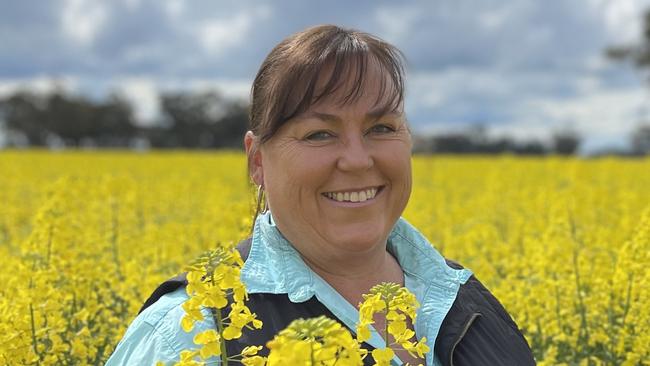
[0, 150, 648, 365]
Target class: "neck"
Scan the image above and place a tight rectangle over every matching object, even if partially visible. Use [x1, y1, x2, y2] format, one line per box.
[299, 245, 404, 308]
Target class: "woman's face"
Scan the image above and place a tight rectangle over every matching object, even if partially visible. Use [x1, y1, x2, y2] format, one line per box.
[248, 64, 412, 258]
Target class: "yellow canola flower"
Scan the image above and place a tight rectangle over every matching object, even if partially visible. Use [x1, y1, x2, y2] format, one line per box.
[402, 338, 430, 359]
[371, 348, 394, 366]
[181, 297, 205, 332]
[241, 345, 263, 357]
[267, 316, 367, 366]
[242, 355, 267, 366]
[193, 329, 221, 359]
[174, 350, 203, 366]
[357, 293, 385, 343]
[356, 283, 430, 361]
[175, 246, 264, 364]
[223, 302, 264, 340]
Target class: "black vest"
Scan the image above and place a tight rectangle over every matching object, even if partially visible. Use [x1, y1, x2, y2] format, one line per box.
[140, 239, 536, 366]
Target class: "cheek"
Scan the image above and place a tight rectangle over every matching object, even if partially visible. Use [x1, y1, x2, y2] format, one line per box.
[382, 145, 413, 201]
[262, 148, 332, 204]
[382, 144, 412, 178]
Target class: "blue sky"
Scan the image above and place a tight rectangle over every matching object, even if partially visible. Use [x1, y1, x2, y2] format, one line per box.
[1, 0, 649, 152]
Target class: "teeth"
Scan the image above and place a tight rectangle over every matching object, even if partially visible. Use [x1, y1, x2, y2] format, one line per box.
[324, 187, 379, 202]
[350, 192, 359, 202]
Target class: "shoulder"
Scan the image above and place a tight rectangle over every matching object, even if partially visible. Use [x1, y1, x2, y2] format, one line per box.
[106, 288, 218, 365]
[436, 258, 536, 366]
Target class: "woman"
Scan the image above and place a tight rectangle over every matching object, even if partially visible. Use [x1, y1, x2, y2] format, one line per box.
[107, 25, 535, 365]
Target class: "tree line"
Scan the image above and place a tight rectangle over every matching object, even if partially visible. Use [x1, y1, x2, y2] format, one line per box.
[1, 88, 649, 155]
[0, 89, 584, 154]
[0, 90, 249, 150]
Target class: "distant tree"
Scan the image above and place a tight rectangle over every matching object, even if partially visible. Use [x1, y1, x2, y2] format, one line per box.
[425, 127, 551, 155]
[606, 9, 650, 78]
[631, 124, 650, 155]
[431, 133, 474, 153]
[1, 92, 48, 146]
[0, 91, 137, 147]
[158, 91, 248, 149]
[91, 94, 138, 146]
[607, 8, 650, 156]
[552, 129, 581, 155]
[211, 99, 249, 149]
[513, 140, 547, 155]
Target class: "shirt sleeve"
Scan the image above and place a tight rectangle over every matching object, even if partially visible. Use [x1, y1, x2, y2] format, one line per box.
[105, 288, 221, 366]
[105, 319, 180, 366]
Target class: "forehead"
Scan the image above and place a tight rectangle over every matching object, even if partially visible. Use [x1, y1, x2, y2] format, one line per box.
[287, 54, 402, 120]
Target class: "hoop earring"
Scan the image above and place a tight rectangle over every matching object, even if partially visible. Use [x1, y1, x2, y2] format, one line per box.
[256, 185, 268, 216]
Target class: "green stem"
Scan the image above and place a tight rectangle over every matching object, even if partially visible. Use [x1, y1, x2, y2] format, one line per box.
[384, 300, 389, 349]
[213, 308, 228, 366]
[111, 200, 124, 281]
[29, 303, 40, 360]
[573, 248, 590, 349]
[210, 271, 228, 366]
[46, 224, 53, 267]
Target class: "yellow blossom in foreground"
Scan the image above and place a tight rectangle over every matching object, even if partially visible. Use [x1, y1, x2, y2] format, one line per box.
[371, 348, 394, 366]
[175, 247, 264, 364]
[193, 329, 221, 359]
[267, 316, 367, 366]
[357, 282, 430, 361]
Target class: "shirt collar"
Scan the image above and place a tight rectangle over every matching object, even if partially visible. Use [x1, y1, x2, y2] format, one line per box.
[387, 217, 473, 287]
[240, 211, 315, 302]
[240, 211, 472, 300]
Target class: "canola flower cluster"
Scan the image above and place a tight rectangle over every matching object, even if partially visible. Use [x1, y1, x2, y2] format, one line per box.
[266, 316, 366, 365]
[356, 283, 430, 363]
[0, 151, 648, 365]
[174, 260, 428, 366]
[171, 247, 264, 365]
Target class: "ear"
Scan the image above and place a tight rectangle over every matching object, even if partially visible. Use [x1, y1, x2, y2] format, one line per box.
[244, 131, 264, 186]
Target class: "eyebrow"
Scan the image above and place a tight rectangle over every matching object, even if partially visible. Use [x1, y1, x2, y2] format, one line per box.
[300, 108, 401, 123]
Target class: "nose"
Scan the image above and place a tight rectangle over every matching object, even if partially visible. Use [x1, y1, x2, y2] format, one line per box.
[336, 134, 374, 172]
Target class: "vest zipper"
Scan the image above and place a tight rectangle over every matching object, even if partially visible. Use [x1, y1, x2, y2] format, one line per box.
[449, 312, 482, 366]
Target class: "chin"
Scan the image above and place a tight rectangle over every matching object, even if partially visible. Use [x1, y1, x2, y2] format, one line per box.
[328, 224, 389, 253]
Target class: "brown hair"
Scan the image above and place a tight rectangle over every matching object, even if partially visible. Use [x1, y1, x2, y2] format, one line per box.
[249, 24, 406, 143]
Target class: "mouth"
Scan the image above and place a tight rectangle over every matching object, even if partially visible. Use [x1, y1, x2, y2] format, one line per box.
[321, 186, 385, 203]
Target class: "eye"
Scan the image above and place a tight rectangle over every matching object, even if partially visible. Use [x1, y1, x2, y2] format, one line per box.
[367, 124, 396, 134]
[305, 130, 334, 141]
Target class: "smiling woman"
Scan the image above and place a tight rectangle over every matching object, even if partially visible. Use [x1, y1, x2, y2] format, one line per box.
[107, 25, 536, 366]
[247, 61, 413, 278]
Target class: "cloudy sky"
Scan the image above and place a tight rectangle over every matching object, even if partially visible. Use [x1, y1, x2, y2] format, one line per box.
[1, 0, 650, 152]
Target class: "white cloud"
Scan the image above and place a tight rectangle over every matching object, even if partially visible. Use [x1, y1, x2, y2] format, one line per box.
[0, 76, 78, 98]
[598, 0, 650, 43]
[60, 0, 109, 46]
[374, 5, 420, 44]
[406, 65, 649, 153]
[184, 79, 251, 101]
[480, 85, 648, 153]
[121, 0, 143, 12]
[119, 77, 251, 126]
[164, 0, 185, 19]
[195, 6, 271, 57]
[525, 87, 648, 135]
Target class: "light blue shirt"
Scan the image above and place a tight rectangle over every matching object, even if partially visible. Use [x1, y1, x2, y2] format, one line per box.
[106, 212, 472, 366]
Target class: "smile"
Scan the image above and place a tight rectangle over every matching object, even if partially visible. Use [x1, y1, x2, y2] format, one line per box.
[322, 186, 383, 203]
